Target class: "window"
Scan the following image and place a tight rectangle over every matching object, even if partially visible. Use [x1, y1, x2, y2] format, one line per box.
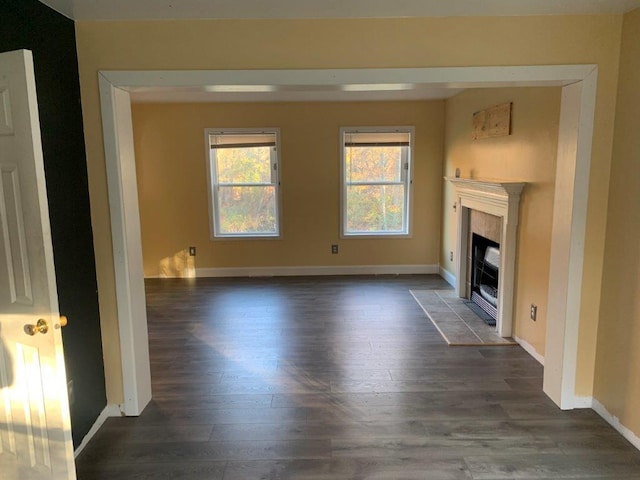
[341, 127, 413, 236]
[206, 129, 280, 238]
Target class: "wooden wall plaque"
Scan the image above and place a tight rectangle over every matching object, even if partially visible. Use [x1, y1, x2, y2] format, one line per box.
[472, 102, 512, 140]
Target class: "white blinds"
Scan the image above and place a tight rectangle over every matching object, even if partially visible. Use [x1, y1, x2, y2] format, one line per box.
[210, 133, 276, 149]
[344, 131, 410, 147]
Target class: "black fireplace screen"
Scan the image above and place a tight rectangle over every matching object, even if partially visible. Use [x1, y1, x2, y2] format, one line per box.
[471, 233, 500, 324]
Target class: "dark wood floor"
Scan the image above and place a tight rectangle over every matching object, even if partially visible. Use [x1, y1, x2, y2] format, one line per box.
[76, 275, 640, 479]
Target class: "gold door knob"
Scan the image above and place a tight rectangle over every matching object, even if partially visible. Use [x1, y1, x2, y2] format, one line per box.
[24, 319, 49, 336]
[59, 315, 68, 328]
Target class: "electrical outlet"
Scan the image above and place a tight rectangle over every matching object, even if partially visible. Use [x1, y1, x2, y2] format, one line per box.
[331, 244, 339, 254]
[530, 304, 537, 321]
[189, 246, 196, 256]
[449, 251, 454, 262]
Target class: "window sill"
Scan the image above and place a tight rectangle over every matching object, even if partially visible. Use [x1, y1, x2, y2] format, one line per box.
[211, 234, 282, 241]
[341, 232, 412, 239]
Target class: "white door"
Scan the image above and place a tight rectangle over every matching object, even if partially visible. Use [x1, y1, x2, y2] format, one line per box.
[0, 50, 76, 479]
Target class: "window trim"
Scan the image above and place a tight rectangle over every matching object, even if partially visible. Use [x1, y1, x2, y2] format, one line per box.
[340, 126, 414, 238]
[205, 127, 282, 240]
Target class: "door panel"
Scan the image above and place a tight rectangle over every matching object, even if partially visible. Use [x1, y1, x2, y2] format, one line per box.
[0, 339, 17, 455]
[0, 49, 76, 480]
[1, 164, 33, 304]
[16, 343, 51, 470]
[0, 81, 14, 135]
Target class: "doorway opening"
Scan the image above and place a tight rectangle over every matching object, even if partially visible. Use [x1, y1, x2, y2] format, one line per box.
[97, 65, 598, 415]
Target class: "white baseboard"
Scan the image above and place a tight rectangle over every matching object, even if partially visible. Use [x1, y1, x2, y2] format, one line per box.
[513, 335, 545, 366]
[74, 404, 122, 458]
[592, 398, 640, 452]
[145, 273, 190, 279]
[439, 266, 456, 287]
[148, 264, 439, 278]
[571, 396, 594, 408]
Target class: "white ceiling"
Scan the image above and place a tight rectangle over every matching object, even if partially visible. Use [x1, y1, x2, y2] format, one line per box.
[40, 0, 640, 21]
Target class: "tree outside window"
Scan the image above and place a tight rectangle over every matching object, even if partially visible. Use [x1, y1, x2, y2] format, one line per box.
[341, 128, 413, 236]
[207, 130, 280, 238]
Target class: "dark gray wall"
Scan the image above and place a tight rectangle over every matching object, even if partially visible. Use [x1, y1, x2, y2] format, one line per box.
[0, 0, 106, 447]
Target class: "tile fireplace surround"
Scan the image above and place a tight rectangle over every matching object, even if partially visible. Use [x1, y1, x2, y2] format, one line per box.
[447, 178, 525, 338]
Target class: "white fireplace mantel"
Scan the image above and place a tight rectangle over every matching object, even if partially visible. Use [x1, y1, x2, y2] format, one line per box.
[447, 177, 525, 337]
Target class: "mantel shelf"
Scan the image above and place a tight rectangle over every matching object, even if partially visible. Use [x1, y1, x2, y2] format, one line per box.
[445, 177, 526, 197]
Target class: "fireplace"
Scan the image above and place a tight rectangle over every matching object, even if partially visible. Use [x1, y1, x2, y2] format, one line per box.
[447, 178, 525, 337]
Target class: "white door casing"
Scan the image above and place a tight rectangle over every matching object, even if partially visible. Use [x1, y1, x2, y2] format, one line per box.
[98, 65, 597, 412]
[0, 50, 76, 480]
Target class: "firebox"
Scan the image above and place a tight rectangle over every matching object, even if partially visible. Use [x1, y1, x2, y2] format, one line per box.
[470, 233, 500, 325]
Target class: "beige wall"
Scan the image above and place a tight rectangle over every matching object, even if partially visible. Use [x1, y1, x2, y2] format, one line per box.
[132, 101, 444, 277]
[594, 8, 640, 438]
[442, 88, 561, 357]
[74, 15, 621, 407]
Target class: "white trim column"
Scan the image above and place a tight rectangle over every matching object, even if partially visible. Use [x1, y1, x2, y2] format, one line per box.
[98, 74, 152, 416]
[543, 71, 598, 409]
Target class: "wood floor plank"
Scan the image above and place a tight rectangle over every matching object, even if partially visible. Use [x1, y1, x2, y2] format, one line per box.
[331, 436, 561, 459]
[222, 457, 473, 480]
[89, 423, 215, 444]
[75, 462, 227, 480]
[74, 275, 640, 479]
[79, 439, 331, 465]
[464, 452, 640, 479]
